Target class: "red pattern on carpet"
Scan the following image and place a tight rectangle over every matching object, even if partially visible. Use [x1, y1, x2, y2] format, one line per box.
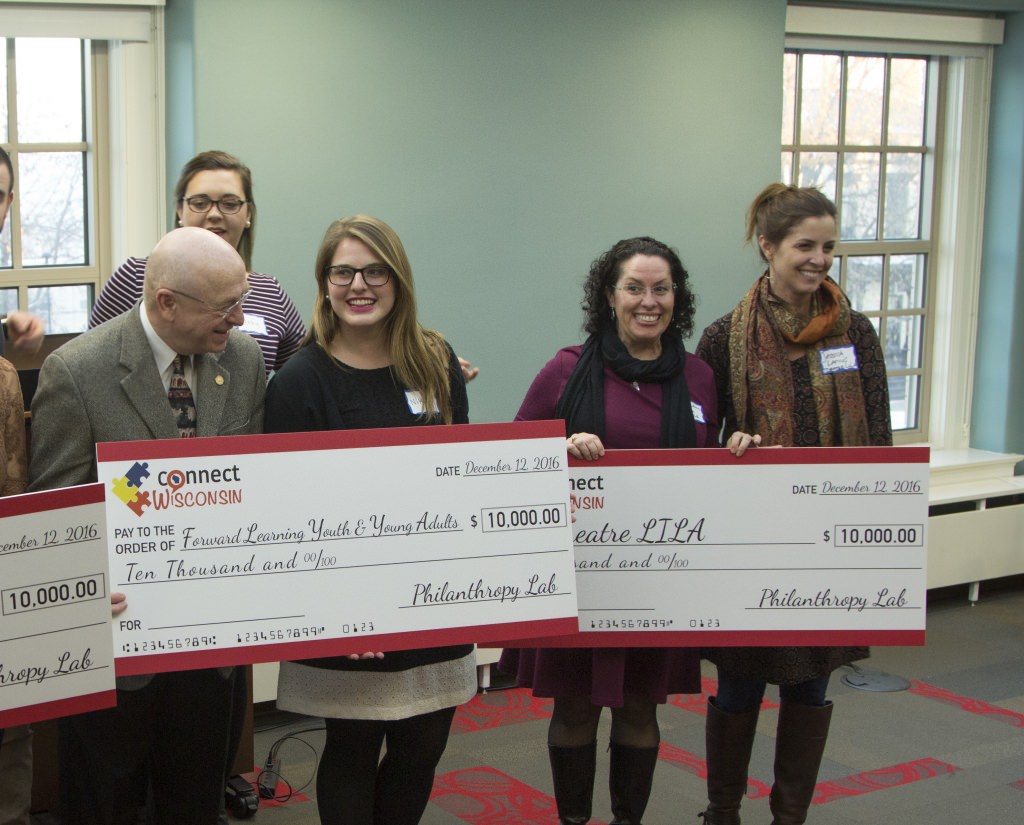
[908, 680, 1024, 727]
[657, 734, 959, 807]
[451, 688, 553, 734]
[813, 757, 961, 804]
[658, 741, 771, 799]
[1011, 779, 1024, 791]
[264, 682, 978, 816]
[430, 765, 608, 825]
[667, 688, 710, 714]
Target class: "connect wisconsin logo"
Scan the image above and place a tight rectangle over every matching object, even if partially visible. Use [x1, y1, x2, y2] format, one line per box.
[110, 461, 244, 517]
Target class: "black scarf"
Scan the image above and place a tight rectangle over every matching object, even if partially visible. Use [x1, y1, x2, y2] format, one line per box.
[554, 326, 697, 448]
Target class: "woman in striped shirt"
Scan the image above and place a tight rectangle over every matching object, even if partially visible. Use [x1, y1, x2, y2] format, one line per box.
[90, 150, 305, 375]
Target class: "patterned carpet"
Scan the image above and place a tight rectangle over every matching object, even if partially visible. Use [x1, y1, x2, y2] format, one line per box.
[242, 579, 1024, 824]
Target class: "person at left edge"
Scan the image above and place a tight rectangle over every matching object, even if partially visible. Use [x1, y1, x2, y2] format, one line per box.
[0, 146, 45, 357]
[0, 143, 38, 825]
[27, 226, 266, 825]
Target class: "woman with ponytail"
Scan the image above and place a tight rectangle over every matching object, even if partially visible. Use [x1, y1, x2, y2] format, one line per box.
[695, 184, 892, 825]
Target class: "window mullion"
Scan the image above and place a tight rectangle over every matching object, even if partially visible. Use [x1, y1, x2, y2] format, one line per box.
[5, 39, 23, 272]
[877, 58, 890, 247]
[792, 52, 804, 180]
[834, 54, 846, 232]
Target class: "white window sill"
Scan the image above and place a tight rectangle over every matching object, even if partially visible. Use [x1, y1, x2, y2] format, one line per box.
[919, 447, 1024, 506]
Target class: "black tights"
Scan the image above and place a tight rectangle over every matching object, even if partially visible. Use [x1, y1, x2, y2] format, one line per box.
[548, 693, 660, 748]
[316, 706, 457, 825]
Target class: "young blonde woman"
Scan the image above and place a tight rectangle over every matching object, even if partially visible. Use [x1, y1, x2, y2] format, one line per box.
[264, 215, 475, 825]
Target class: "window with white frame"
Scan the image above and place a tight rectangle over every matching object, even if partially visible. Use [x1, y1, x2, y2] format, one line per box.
[785, 5, 1002, 449]
[0, 0, 165, 350]
[1, 36, 107, 334]
[781, 50, 936, 434]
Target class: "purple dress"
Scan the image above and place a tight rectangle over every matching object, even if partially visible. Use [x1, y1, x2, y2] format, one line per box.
[499, 345, 718, 707]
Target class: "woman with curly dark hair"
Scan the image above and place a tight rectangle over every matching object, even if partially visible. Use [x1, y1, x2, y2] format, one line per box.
[500, 236, 717, 825]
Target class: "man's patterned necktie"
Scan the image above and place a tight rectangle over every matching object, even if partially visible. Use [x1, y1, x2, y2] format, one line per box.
[169, 354, 196, 438]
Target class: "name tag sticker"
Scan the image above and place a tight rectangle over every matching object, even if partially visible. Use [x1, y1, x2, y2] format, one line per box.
[690, 401, 706, 423]
[406, 390, 439, 415]
[820, 346, 858, 374]
[240, 314, 268, 336]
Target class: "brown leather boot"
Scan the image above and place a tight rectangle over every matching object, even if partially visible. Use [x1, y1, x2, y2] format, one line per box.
[549, 742, 597, 824]
[697, 698, 759, 825]
[608, 742, 659, 824]
[768, 700, 833, 825]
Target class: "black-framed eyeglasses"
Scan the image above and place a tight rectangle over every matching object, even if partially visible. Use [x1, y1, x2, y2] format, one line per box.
[167, 287, 251, 320]
[180, 195, 248, 215]
[325, 264, 392, 287]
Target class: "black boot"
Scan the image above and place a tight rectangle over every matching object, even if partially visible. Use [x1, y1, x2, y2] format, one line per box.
[768, 700, 833, 825]
[608, 742, 659, 824]
[548, 742, 597, 825]
[697, 697, 759, 825]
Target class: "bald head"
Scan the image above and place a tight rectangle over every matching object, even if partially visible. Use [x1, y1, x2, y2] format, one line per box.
[144, 227, 245, 304]
[144, 227, 250, 355]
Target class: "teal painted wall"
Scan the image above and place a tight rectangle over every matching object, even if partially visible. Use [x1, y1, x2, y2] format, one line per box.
[973, 12, 1024, 456]
[165, 0, 785, 423]
[163, 0, 195, 199]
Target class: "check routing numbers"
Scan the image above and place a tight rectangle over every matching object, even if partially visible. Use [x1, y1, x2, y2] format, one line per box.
[566, 447, 929, 638]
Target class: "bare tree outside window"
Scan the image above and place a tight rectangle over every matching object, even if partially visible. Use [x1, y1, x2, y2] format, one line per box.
[783, 50, 936, 433]
[1, 37, 98, 334]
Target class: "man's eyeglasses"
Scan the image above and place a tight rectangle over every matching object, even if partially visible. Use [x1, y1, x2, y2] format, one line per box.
[325, 264, 392, 287]
[167, 288, 251, 320]
[180, 196, 247, 215]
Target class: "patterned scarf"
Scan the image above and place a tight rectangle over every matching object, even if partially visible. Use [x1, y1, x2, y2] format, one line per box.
[728, 273, 868, 446]
[555, 326, 697, 448]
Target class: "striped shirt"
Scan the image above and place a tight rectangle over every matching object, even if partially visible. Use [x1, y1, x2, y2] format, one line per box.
[90, 257, 306, 374]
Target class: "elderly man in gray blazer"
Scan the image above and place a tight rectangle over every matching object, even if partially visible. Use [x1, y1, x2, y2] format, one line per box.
[28, 226, 266, 825]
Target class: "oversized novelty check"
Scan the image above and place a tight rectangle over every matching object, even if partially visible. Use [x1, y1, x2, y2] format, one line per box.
[510, 446, 928, 648]
[0, 485, 116, 727]
[95, 421, 578, 676]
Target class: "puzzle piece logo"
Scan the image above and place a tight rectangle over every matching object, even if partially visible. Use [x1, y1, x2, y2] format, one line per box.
[111, 461, 151, 517]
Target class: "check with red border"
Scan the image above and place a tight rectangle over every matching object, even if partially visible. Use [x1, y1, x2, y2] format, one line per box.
[0, 484, 116, 727]
[95, 421, 578, 676]
[501, 445, 929, 648]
